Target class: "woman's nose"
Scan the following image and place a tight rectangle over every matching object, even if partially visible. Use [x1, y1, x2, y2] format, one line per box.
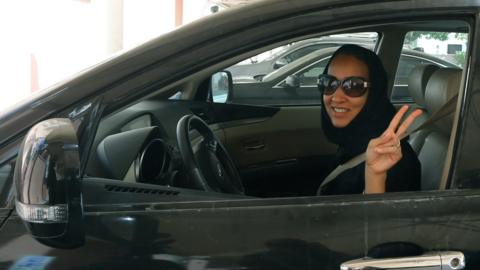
[331, 87, 347, 102]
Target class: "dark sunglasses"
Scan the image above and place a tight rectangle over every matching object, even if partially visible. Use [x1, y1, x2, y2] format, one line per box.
[317, 74, 370, 97]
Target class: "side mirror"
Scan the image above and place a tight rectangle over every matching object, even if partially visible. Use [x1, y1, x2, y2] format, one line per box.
[284, 75, 300, 88]
[253, 74, 266, 82]
[273, 58, 288, 69]
[210, 71, 233, 103]
[14, 118, 84, 248]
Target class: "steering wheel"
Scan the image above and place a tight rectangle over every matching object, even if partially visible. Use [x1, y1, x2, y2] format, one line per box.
[176, 114, 244, 194]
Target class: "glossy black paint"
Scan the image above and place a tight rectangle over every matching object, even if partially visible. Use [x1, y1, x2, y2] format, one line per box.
[452, 13, 480, 189]
[1, 0, 480, 270]
[13, 119, 84, 248]
[1, 190, 480, 269]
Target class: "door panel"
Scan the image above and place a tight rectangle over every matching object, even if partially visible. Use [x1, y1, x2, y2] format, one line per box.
[4, 190, 479, 270]
[222, 106, 335, 167]
[220, 106, 337, 196]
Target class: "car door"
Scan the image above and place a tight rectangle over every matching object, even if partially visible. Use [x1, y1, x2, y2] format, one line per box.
[2, 1, 480, 270]
[0, 159, 13, 234]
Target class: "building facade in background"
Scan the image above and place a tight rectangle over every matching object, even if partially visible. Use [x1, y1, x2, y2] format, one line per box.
[0, 0, 220, 112]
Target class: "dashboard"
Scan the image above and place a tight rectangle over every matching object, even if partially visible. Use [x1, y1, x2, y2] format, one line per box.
[86, 98, 279, 193]
[87, 100, 194, 187]
[120, 114, 152, 132]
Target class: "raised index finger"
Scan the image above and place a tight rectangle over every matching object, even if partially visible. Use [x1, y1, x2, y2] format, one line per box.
[387, 105, 409, 132]
[396, 109, 423, 138]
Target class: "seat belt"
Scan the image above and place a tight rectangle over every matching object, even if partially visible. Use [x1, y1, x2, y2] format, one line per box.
[317, 94, 458, 194]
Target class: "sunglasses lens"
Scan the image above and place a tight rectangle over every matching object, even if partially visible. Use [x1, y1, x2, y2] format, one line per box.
[318, 75, 368, 97]
[343, 77, 367, 97]
[318, 75, 335, 95]
[329, 80, 341, 94]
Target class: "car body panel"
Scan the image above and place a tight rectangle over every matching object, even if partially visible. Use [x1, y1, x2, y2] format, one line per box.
[2, 190, 480, 269]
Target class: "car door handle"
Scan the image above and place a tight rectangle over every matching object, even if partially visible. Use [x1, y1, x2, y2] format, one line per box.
[341, 251, 464, 270]
[245, 144, 265, 150]
[243, 140, 265, 151]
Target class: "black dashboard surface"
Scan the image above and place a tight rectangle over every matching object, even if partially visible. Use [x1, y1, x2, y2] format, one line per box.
[86, 100, 279, 181]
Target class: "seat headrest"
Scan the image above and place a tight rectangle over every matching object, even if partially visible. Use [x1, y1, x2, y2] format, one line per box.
[424, 68, 462, 134]
[408, 64, 439, 108]
[425, 68, 462, 114]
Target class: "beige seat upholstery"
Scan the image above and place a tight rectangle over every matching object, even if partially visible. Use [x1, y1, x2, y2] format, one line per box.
[408, 64, 440, 108]
[417, 68, 462, 190]
[407, 64, 439, 153]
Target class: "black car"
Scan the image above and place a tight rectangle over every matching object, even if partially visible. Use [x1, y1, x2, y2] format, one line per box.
[226, 46, 460, 105]
[0, 1, 479, 270]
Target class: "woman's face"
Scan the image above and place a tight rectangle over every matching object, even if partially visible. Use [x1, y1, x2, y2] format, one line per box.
[323, 54, 369, 128]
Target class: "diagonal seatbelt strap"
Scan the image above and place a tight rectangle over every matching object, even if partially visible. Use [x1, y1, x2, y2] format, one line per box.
[317, 94, 458, 195]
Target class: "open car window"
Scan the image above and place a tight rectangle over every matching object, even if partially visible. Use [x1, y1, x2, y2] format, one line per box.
[219, 32, 378, 106]
[77, 20, 471, 202]
[391, 31, 466, 103]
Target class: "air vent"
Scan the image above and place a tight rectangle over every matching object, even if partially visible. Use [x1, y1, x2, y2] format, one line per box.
[104, 184, 180, 196]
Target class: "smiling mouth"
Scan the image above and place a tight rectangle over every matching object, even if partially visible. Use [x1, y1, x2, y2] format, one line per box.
[332, 107, 348, 113]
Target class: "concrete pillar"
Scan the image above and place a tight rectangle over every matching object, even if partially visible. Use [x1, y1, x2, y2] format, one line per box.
[30, 54, 39, 92]
[175, 0, 183, 27]
[106, 0, 124, 53]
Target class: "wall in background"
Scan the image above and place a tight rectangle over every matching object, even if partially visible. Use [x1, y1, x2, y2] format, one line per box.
[0, 0, 220, 113]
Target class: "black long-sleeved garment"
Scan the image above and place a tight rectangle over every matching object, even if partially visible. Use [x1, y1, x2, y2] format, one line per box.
[319, 140, 421, 195]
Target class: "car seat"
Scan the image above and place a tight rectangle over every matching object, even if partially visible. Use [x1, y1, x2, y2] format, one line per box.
[407, 64, 439, 154]
[415, 68, 462, 190]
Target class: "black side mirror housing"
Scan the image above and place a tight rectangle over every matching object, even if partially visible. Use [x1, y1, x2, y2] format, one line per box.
[14, 118, 84, 248]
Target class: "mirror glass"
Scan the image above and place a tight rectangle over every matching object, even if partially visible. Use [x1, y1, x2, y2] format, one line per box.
[211, 72, 230, 103]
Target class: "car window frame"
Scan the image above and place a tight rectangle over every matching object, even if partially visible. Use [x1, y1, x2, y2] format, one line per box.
[47, 13, 472, 202]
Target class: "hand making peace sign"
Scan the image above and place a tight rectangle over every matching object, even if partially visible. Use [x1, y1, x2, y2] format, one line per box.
[365, 105, 423, 193]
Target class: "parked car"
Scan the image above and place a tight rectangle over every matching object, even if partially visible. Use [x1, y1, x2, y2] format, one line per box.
[0, 1, 479, 270]
[225, 46, 460, 105]
[226, 35, 377, 78]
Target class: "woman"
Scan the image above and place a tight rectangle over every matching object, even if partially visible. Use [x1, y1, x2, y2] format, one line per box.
[318, 44, 422, 195]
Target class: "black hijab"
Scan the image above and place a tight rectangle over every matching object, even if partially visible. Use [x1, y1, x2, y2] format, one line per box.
[320, 45, 396, 163]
